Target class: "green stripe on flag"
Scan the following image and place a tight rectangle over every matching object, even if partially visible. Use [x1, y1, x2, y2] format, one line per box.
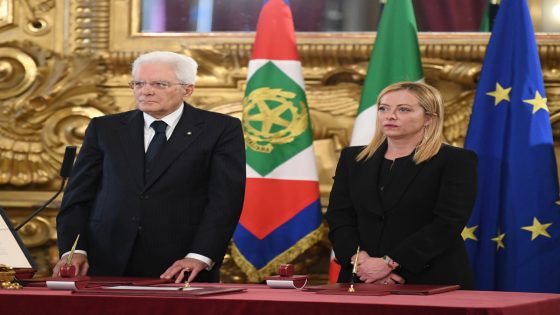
[243, 61, 313, 176]
[357, 0, 423, 116]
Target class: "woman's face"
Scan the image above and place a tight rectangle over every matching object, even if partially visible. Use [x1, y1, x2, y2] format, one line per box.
[377, 90, 431, 142]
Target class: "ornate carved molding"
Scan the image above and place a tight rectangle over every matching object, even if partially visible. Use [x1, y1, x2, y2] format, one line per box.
[70, 0, 110, 55]
[0, 41, 115, 186]
[0, 0, 14, 30]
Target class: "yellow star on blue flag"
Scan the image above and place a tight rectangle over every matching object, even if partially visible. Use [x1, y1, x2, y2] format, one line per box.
[521, 217, 552, 241]
[491, 231, 506, 250]
[523, 91, 548, 114]
[487, 83, 511, 106]
[462, 225, 478, 241]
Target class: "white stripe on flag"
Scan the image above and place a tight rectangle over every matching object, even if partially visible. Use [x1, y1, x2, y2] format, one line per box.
[248, 59, 305, 91]
[350, 105, 377, 146]
[246, 146, 319, 181]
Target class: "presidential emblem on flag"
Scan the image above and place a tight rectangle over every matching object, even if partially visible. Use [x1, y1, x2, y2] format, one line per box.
[243, 86, 309, 154]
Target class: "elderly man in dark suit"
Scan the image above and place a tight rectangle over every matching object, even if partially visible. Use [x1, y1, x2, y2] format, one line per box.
[53, 51, 245, 283]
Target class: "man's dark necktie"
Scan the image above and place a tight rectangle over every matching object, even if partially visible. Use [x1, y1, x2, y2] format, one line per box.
[145, 120, 168, 166]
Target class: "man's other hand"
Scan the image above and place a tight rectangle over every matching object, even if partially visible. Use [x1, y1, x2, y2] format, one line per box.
[52, 253, 89, 277]
[160, 257, 208, 283]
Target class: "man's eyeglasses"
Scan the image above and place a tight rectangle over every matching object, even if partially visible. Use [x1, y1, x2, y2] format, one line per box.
[128, 80, 187, 90]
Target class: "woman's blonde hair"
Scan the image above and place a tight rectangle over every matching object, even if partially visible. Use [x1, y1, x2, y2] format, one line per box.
[356, 81, 445, 164]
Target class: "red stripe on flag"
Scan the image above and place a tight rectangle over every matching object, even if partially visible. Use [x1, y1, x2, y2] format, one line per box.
[251, 0, 299, 60]
[329, 250, 341, 284]
[240, 178, 319, 240]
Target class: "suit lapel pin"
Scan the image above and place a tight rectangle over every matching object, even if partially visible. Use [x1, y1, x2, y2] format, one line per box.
[186, 131, 192, 136]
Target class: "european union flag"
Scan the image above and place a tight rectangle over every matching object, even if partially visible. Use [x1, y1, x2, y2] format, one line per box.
[464, 0, 560, 293]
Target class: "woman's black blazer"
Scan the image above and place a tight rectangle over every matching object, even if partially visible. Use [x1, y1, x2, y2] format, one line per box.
[326, 142, 478, 289]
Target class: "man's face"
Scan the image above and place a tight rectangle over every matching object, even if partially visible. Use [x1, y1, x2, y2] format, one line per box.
[132, 62, 194, 119]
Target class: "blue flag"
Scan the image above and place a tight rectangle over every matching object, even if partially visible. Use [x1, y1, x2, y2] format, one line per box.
[464, 0, 560, 293]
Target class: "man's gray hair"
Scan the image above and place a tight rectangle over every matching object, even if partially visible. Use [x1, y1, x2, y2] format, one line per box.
[131, 51, 198, 85]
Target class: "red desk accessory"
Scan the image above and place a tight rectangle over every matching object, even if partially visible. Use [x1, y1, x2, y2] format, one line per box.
[265, 264, 308, 289]
[14, 268, 36, 280]
[60, 234, 80, 277]
[279, 264, 294, 277]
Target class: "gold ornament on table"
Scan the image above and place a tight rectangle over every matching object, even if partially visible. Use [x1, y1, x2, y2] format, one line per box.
[181, 269, 192, 290]
[348, 246, 360, 293]
[0, 264, 22, 290]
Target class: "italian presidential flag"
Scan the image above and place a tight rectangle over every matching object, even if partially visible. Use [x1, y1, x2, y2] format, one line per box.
[350, 0, 423, 146]
[329, 0, 423, 283]
[232, 0, 323, 282]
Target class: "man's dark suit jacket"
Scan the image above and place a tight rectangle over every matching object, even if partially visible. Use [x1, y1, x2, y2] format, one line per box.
[56, 103, 246, 282]
[326, 142, 477, 289]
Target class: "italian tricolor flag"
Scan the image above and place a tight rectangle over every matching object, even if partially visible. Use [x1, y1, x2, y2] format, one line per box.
[232, 0, 323, 282]
[350, 0, 424, 146]
[330, 0, 423, 284]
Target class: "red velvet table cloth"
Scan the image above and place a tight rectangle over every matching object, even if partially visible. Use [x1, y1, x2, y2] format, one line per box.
[1, 283, 559, 315]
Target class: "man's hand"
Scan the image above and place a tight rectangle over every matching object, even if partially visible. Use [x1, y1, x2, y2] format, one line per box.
[352, 251, 392, 283]
[160, 257, 208, 283]
[52, 253, 89, 277]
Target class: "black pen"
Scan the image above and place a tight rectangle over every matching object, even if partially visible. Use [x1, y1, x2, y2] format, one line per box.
[348, 246, 360, 293]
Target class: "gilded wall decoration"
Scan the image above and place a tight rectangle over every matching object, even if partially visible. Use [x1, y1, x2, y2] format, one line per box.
[0, 41, 115, 187]
[14, 0, 55, 37]
[70, 0, 110, 55]
[0, 0, 13, 30]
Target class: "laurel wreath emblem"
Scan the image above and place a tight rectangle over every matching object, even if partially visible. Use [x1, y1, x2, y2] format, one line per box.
[242, 87, 308, 153]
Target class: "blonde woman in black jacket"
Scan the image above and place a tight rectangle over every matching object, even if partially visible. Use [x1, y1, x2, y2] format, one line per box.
[327, 81, 477, 289]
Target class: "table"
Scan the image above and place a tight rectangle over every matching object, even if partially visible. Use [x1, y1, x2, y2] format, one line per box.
[1, 283, 559, 315]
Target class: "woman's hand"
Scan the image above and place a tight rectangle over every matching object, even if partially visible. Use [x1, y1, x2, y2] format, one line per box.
[352, 251, 393, 283]
[373, 272, 405, 285]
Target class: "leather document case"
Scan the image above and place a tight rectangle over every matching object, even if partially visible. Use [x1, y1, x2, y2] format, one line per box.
[73, 286, 247, 297]
[388, 284, 460, 295]
[306, 283, 460, 295]
[20, 276, 173, 288]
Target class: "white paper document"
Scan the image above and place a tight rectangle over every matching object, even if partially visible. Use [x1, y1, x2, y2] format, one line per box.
[0, 215, 33, 268]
